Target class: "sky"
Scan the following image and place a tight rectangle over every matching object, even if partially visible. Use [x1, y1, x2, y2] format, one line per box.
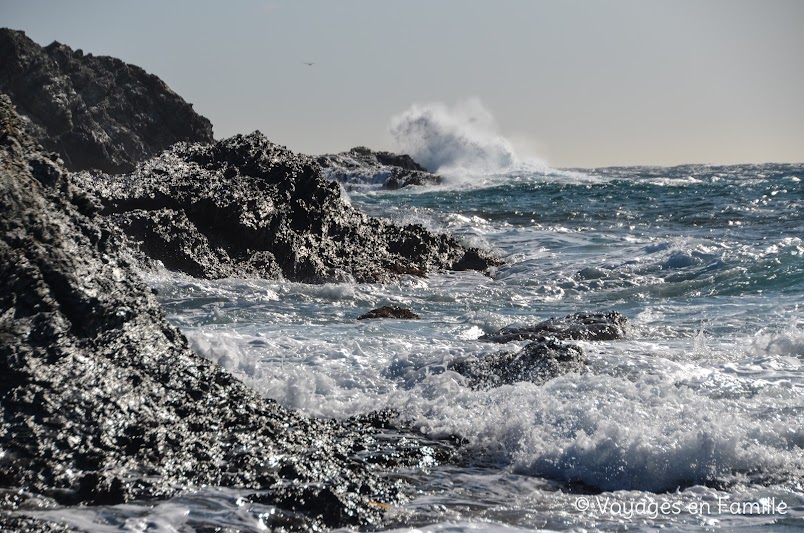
[3, 0, 803, 168]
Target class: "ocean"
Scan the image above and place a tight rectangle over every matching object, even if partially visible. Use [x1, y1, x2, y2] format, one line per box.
[33, 156, 803, 530]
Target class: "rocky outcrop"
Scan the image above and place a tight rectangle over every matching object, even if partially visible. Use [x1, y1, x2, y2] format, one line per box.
[76, 133, 499, 283]
[450, 338, 587, 389]
[0, 94, 446, 530]
[317, 146, 442, 190]
[0, 28, 213, 173]
[457, 312, 626, 388]
[479, 311, 627, 344]
[358, 306, 420, 320]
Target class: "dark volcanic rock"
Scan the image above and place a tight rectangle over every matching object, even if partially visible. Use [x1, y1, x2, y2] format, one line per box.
[317, 146, 442, 190]
[450, 338, 587, 389]
[77, 132, 499, 283]
[480, 311, 628, 344]
[0, 95, 443, 530]
[0, 28, 213, 173]
[358, 306, 421, 320]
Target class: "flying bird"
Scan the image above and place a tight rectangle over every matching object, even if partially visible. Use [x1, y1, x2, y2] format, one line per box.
[303, 62, 314, 67]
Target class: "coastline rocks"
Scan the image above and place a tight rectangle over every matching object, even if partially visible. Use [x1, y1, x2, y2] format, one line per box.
[450, 338, 587, 389]
[78, 132, 499, 283]
[317, 146, 442, 190]
[358, 306, 420, 320]
[480, 311, 628, 344]
[0, 28, 213, 173]
[0, 94, 440, 529]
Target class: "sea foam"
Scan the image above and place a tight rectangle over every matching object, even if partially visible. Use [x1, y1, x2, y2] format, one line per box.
[389, 99, 546, 177]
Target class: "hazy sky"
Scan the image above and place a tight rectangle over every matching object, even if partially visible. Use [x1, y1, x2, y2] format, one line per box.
[3, 0, 803, 167]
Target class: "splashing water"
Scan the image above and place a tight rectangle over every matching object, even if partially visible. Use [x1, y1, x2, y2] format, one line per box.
[389, 99, 522, 175]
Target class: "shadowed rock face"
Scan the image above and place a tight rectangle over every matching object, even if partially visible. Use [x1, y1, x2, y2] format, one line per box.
[0, 28, 213, 173]
[0, 94, 448, 530]
[479, 312, 628, 344]
[449, 338, 587, 389]
[317, 146, 442, 190]
[76, 133, 499, 283]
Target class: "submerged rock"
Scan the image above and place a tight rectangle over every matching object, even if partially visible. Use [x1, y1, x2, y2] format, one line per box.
[77, 133, 499, 283]
[0, 94, 443, 530]
[480, 311, 628, 344]
[358, 306, 421, 320]
[317, 146, 442, 190]
[0, 28, 213, 173]
[450, 338, 587, 389]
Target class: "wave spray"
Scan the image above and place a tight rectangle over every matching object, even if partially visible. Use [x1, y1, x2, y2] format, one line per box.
[389, 99, 522, 175]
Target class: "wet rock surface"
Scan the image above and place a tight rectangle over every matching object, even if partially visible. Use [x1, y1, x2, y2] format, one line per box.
[317, 146, 442, 190]
[358, 306, 421, 320]
[0, 95, 447, 530]
[76, 133, 499, 283]
[450, 338, 587, 389]
[479, 311, 628, 344]
[0, 28, 213, 173]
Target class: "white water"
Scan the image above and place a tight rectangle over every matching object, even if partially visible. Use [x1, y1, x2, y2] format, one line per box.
[144, 260, 802, 530]
[162, 273, 803, 488]
[389, 99, 547, 177]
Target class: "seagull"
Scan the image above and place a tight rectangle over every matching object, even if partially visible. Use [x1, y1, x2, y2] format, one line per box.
[303, 62, 314, 67]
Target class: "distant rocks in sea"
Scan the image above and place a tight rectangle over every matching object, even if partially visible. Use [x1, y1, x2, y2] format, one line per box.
[317, 146, 442, 190]
[0, 94, 446, 530]
[480, 311, 628, 343]
[358, 305, 421, 320]
[76, 133, 499, 283]
[0, 28, 213, 173]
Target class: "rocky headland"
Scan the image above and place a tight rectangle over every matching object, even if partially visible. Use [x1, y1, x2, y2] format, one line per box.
[317, 146, 442, 190]
[0, 28, 213, 174]
[1, 28, 495, 285]
[75, 134, 498, 283]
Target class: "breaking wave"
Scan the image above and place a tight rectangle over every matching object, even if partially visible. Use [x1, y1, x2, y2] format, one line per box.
[389, 99, 540, 175]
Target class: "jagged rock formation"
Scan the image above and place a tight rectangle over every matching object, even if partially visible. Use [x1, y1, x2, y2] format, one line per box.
[76, 133, 499, 283]
[358, 306, 420, 320]
[479, 311, 628, 344]
[450, 338, 587, 389]
[317, 146, 442, 190]
[0, 94, 447, 530]
[0, 28, 213, 173]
